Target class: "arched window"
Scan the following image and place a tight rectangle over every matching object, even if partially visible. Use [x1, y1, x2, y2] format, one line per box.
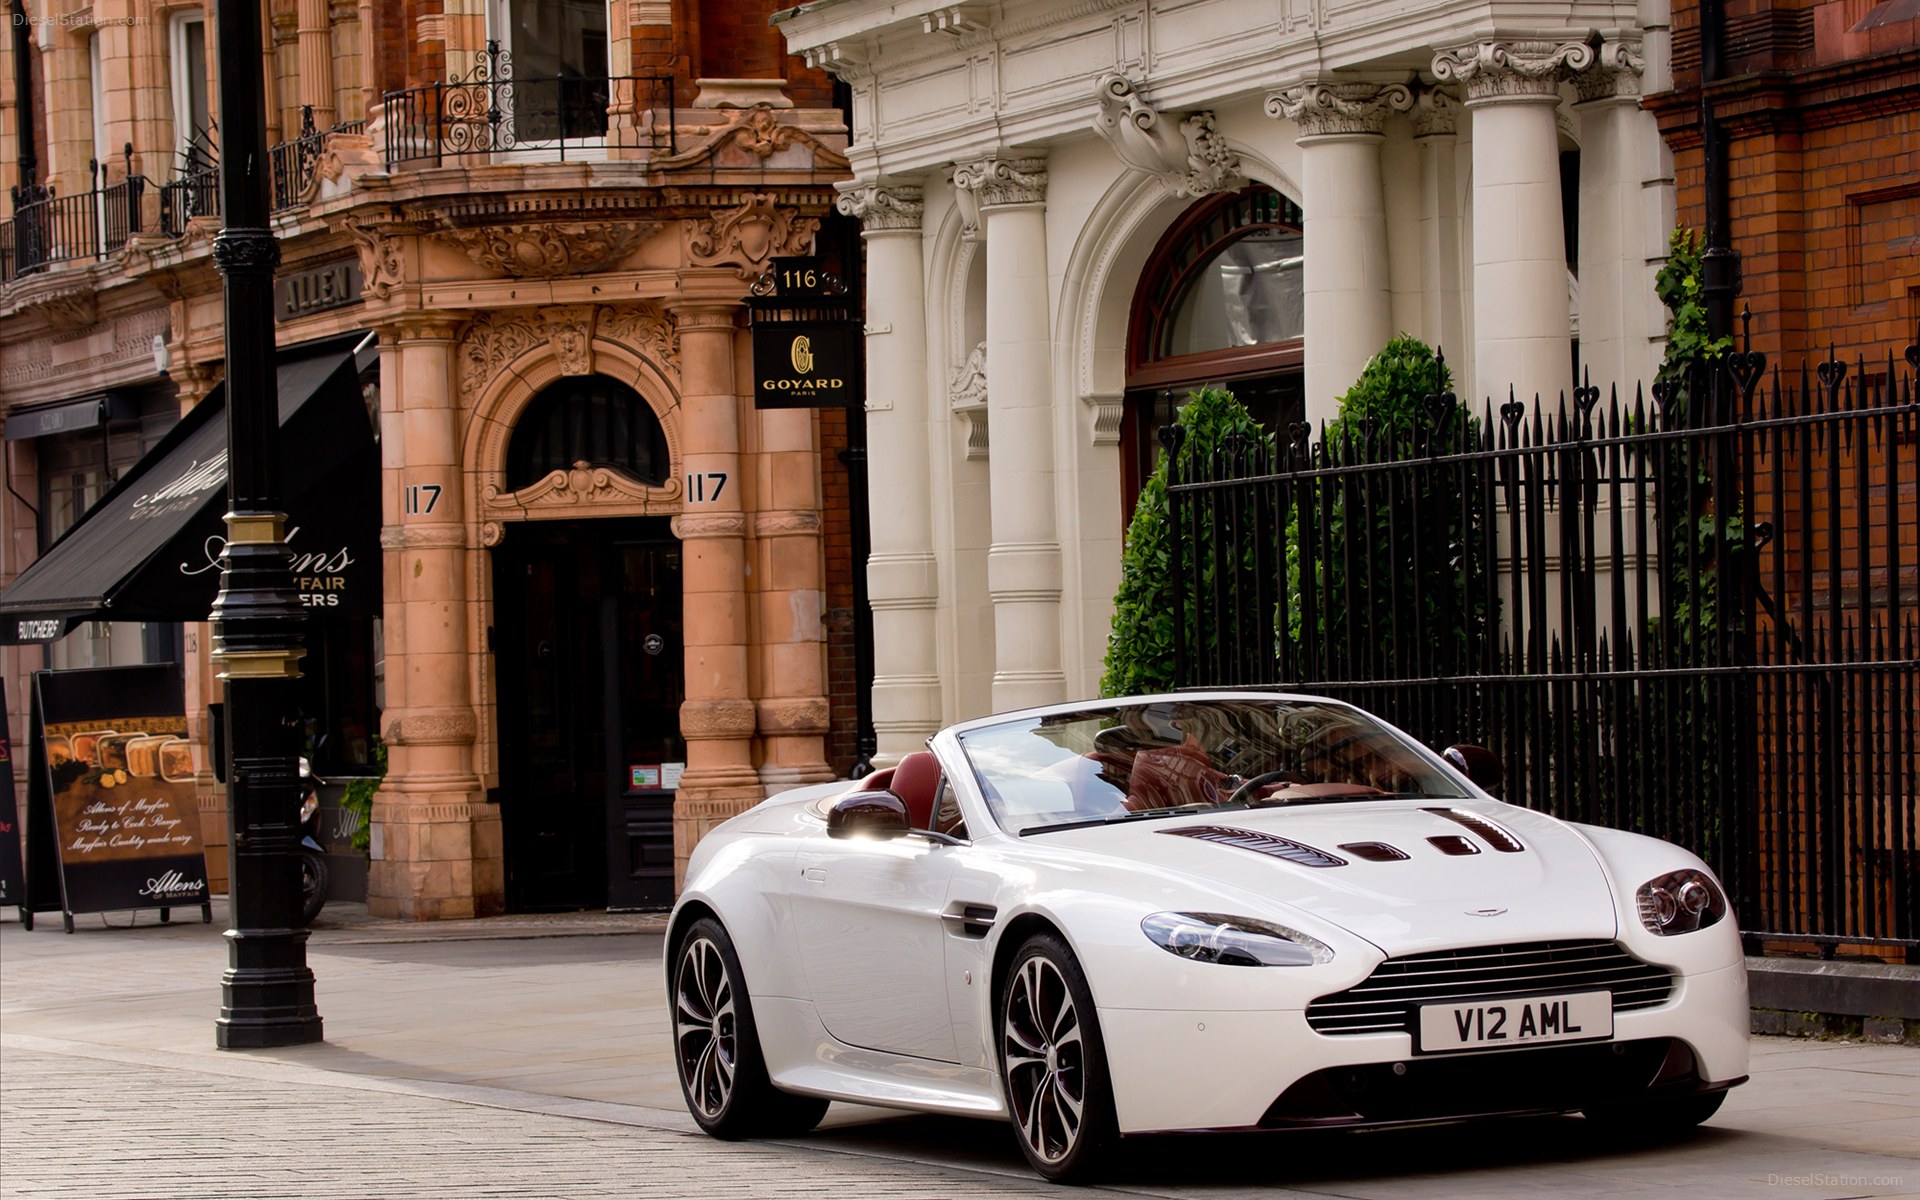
[1122, 186, 1306, 515]
[505, 374, 669, 491]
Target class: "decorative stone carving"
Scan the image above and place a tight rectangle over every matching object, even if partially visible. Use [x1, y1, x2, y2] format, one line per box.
[949, 343, 989, 461]
[1410, 87, 1461, 138]
[684, 194, 820, 278]
[379, 525, 468, 550]
[671, 512, 750, 539]
[680, 699, 759, 739]
[597, 304, 679, 376]
[381, 706, 478, 746]
[1430, 41, 1596, 102]
[25, 290, 98, 331]
[1574, 37, 1646, 103]
[482, 460, 674, 511]
[1082, 391, 1123, 446]
[753, 511, 823, 537]
[541, 305, 598, 375]
[1266, 81, 1413, 137]
[458, 311, 543, 399]
[756, 697, 831, 736]
[834, 181, 925, 232]
[1092, 74, 1242, 198]
[655, 103, 852, 171]
[434, 221, 652, 278]
[951, 156, 1047, 211]
[342, 217, 404, 299]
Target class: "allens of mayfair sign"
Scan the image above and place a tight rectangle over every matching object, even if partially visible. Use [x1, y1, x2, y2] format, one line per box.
[748, 257, 860, 409]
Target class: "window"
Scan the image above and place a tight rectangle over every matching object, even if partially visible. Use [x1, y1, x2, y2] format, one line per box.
[505, 375, 669, 491]
[1121, 186, 1307, 518]
[170, 13, 211, 165]
[495, 0, 610, 142]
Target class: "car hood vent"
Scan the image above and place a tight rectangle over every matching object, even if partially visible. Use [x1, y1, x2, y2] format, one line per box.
[1160, 825, 1347, 868]
[1424, 807, 1526, 852]
[1339, 841, 1411, 862]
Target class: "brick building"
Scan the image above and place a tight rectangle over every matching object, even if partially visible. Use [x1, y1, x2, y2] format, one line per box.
[1, 0, 858, 919]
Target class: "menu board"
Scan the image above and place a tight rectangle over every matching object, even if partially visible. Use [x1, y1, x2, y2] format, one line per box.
[0, 678, 22, 909]
[22, 665, 210, 931]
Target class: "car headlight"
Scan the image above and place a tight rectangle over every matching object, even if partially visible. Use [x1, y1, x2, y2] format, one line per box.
[1636, 869, 1727, 936]
[1140, 912, 1334, 966]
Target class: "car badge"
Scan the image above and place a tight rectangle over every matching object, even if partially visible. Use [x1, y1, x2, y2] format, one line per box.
[1465, 907, 1508, 917]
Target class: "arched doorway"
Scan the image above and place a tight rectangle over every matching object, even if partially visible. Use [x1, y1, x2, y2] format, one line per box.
[492, 375, 683, 911]
[1121, 185, 1306, 516]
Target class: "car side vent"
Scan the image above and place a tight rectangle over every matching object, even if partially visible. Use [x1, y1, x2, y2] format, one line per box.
[938, 903, 998, 939]
[1161, 825, 1347, 868]
[1428, 834, 1481, 856]
[1339, 841, 1411, 862]
[1424, 807, 1525, 852]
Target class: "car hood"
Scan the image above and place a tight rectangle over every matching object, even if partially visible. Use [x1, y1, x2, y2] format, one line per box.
[1026, 799, 1620, 956]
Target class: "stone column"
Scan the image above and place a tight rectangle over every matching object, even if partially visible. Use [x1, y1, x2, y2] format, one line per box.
[369, 317, 502, 920]
[753, 402, 834, 793]
[1269, 82, 1412, 424]
[1412, 88, 1467, 369]
[296, 0, 337, 128]
[668, 287, 760, 882]
[836, 180, 939, 764]
[952, 155, 1066, 713]
[1574, 37, 1659, 394]
[1433, 40, 1593, 408]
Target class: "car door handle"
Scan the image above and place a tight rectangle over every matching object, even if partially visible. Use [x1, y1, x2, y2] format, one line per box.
[802, 866, 826, 884]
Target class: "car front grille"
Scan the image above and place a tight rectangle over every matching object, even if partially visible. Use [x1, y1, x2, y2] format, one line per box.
[1305, 939, 1674, 1036]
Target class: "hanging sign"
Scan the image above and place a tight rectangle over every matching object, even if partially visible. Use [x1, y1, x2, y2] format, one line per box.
[751, 319, 860, 409]
[20, 665, 212, 932]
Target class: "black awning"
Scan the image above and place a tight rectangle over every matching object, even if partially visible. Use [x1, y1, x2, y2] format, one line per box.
[0, 338, 381, 644]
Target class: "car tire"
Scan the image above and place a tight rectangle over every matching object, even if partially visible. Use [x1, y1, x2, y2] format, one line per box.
[997, 932, 1118, 1182]
[297, 852, 328, 927]
[671, 916, 829, 1140]
[1583, 1089, 1726, 1139]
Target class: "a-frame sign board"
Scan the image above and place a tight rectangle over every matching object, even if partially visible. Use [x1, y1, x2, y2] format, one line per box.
[19, 664, 213, 932]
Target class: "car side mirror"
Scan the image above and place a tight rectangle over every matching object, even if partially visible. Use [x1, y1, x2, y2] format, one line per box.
[1443, 744, 1504, 798]
[827, 790, 912, 840]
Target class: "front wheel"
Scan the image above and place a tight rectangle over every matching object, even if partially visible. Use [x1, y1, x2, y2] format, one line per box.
[671, 916, 828, 1140]
[297, 852, 328, 926]
[998, 932, 1117, 1182]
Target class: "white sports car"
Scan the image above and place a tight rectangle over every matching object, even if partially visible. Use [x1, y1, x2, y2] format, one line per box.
[666, 692, 1749, 1180]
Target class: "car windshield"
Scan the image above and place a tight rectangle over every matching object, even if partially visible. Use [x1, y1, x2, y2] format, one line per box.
[954, 698, 1469, 836]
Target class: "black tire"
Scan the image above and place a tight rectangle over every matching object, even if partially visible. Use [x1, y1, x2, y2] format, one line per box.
[997, 932, 1118, 1183]
[297, 852, 329, 927]
[671, 916, 829, 1140]
[1583, 1089, 1726, 1139]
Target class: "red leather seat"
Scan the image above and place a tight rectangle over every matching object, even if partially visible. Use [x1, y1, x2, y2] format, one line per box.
[891, 751, 941, 831]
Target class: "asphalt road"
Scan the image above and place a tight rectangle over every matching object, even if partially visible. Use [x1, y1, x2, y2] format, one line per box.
[1, 906, 1915, 1199]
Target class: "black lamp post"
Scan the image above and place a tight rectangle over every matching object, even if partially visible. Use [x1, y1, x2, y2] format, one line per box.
[210, 0, 322, 1049]
[1698, 0, 1739, 346]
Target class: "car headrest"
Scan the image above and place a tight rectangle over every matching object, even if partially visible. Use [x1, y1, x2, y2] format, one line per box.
[892, 751, 941, 831]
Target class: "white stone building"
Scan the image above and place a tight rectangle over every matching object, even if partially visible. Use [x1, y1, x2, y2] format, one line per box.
[776, 0, 1677, 763]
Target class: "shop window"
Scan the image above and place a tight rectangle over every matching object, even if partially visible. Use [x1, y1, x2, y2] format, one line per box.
[1122, 185, 1307, 519]
[505, 375, 669, 491]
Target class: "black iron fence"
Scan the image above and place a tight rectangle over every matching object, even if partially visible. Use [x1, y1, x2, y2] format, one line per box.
[383, 40, 675, 167]
[1162, 332, 1919, 956]
[1, 148, 146, 282]
[270, 105, 367, 210]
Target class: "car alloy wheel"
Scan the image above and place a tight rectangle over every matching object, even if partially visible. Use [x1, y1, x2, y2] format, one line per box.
[999, 934, 1115, 1180]
[674, 934, 738, 1121]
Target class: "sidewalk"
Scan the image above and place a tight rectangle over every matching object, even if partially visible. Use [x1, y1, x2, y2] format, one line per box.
[4, 901, 1918, 1199]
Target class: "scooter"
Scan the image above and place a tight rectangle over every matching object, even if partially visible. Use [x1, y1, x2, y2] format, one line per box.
[296, 757, 330, 926]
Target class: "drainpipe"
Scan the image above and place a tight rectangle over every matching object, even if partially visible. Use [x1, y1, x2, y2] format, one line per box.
[1698, 0, 1738, 346]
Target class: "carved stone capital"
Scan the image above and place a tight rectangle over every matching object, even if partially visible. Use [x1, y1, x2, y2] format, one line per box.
[756, 697, 830, 736]
[1431, 41, 1595, 103]
[680, 698, 758, 740]
[1267, 81, 1413, 138]
[1410, 87, 1461, 138]
[684, 193, 820, 278]
[1092, 74, 1242, 199]
[951, 155, 1048, 210]
[835, 181, 925, 232]
[434, 221, 653, 278]
[1574, 37, 1646, 103]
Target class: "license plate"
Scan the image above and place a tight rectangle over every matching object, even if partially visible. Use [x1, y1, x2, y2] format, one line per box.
[1417, 990, 1612, 1053]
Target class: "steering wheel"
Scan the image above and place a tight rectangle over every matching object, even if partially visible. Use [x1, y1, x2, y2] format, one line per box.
[1226, 769, 1305, 807]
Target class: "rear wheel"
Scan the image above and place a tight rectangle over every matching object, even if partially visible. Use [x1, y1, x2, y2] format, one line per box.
[296, 852, 328, 926]
[672, 916, 828, 1140]
[998, 932, 1117, 1182]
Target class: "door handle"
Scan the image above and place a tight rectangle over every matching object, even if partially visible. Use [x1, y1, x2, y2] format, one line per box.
[802, 866, 826, 884]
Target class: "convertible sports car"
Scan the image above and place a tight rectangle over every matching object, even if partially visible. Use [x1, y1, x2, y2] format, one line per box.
[666, 692, 1749, 1181]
